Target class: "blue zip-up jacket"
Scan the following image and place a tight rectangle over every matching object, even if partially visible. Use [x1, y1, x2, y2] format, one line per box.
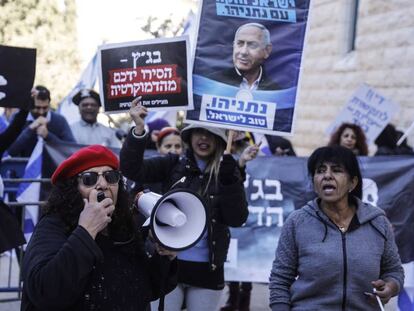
[269, 198, 404, 311]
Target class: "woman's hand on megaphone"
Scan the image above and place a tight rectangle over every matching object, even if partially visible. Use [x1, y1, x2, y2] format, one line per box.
[148, 230, 177, 260]
[130, 96, 148, 136]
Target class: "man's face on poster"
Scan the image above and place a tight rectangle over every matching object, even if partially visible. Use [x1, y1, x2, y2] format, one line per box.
[233, 25, 272, 76]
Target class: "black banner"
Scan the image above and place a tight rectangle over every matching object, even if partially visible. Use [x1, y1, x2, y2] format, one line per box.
[41, 143, 414, 282]
[0, 45, 36, 109]
[98, 37, 191, 113]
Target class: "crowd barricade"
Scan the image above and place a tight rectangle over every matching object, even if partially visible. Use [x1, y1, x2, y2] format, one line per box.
[0, 157, 49, 301]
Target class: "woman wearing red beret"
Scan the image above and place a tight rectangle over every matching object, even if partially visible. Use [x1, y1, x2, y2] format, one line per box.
[21, 145, 177, 311]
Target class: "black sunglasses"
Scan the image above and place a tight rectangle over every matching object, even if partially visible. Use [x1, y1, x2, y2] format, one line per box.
[77, 170, 121, 187]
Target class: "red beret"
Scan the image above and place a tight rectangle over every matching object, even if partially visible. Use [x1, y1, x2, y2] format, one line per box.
[51, 145, 119, 185]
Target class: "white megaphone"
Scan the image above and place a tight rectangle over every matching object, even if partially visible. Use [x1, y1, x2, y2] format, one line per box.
[135, 188, 207, 251]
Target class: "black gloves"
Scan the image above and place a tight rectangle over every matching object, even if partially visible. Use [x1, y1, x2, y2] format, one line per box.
[218, 154, 238, 185]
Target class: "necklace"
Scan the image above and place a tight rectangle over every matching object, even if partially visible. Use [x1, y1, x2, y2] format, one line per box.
[338, 225, 346, 233]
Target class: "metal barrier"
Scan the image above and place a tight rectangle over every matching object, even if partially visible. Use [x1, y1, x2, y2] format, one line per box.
[0, 177, 50, 302]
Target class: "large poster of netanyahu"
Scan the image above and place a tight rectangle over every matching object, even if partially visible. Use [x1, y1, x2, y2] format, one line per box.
[0, 45, 36, 109]
[98, 36, 192, 113]
[186, 0, 311, 135]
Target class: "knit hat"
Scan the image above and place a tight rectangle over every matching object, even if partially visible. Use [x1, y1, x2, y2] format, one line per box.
[157, 127, 180, 143]
[181, 124, 227, 145]
[51, 145, 119, 185]
[147, 118, 170, 133]
[72, 89, 101, 106]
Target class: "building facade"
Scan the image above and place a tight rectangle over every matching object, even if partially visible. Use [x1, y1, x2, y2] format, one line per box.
[292, 0, 414, 155]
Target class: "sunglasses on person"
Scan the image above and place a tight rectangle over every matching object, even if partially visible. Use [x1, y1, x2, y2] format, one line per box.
[77, 170, 121, 187]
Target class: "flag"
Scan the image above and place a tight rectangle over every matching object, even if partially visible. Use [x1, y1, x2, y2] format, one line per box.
[251, 132, 272, 156]
[57, 53, 98, 124]
[16, 137, 43, 242]
[398, 262, 414, 310]
[182, 10, 197, 49]
[146, 110, 177, 128]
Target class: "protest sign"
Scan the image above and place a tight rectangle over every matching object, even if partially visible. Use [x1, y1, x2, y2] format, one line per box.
[327, 83, 399, 144]
[98, 36, 192, 113]
[186, 0, 311, 135]
[0, 45, 36, 109]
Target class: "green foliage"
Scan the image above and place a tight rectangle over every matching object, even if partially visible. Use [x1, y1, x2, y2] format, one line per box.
[0, 0, 80, 107]
[141, 16, 185, 38]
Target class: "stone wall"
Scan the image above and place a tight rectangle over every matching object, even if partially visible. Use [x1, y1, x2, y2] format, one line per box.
[292, 0, 414, 155]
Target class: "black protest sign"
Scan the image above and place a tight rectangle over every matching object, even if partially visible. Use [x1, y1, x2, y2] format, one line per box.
[98, 37, 192, 113]
[0, 45, 36, 109]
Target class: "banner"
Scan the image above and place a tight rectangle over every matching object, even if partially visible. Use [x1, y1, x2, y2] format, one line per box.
[41, 143, 414, 307]
[0, 45, 36, 109]
[186, 0, 311, 135]
[224, 155, 414, 286]
[327, 83, 399, 144]
[98, 37, 192, 113]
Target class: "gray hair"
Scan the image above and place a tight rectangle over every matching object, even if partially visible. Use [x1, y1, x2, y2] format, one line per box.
[234, 23, 271, 46]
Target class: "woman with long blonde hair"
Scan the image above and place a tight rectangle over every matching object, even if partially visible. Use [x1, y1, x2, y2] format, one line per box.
[120, 97, 248, 311]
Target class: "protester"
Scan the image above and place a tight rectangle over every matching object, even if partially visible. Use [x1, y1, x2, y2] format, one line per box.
[146, 118, 171, 150]
[0, 107, 29, 254]
[269, 145, 404, 310]
[156, 127, 183, 155]
[21, 145, 177, 311]
[266, 135, 296, 156]
[7, 85, 75, 157]
[120, 97, 249, 311]
[328, 122, 368, 155]
[71, 89, 121, 148]
[375, 123, 414, 155]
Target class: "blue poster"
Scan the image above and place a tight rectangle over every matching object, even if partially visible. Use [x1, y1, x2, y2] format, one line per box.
[186, 0, 311, 135]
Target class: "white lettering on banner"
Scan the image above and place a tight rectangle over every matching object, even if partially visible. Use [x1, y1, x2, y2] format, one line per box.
[113, 70, 138, 83]
[109, 81, 179, 97]
[199, 94, 276, 130]
[132, 50, 162, 68]
[250, 178, 283, 201]
[248, 206, 284, 227]
[245, 173, 285, 227]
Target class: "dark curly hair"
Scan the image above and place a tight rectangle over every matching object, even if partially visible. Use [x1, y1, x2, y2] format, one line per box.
[42, 177, 141, 244]
[328, 123, 368, 156]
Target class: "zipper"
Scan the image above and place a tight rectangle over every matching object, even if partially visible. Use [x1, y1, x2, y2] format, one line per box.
[341, 231, 347, 311]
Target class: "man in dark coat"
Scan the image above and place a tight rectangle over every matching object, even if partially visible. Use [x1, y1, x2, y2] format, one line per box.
[7, 85, 75, 157]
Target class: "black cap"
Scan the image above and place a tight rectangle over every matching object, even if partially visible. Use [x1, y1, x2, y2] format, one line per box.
[72, 89, 101, 106]
[34, 85, 51, 101]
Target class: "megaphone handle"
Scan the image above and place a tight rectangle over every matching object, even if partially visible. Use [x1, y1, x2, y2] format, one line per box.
[226, 130, 235, 154]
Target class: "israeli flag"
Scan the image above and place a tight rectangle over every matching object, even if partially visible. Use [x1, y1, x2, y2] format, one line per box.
[252, 132, 272, 156]
[16, 138, 43, 242]
[57, 53, 98, 124]
[399, 262, 414, 310]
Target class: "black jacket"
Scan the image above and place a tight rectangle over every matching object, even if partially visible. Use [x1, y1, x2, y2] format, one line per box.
[120, 129, 249, 273]
[21, 215, 177, 311]
[209, 67, 280, 91]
